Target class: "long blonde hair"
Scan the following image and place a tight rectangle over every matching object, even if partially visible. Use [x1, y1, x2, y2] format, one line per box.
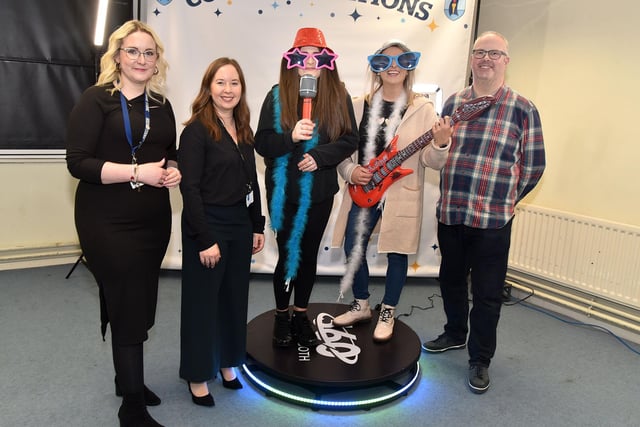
[364, 40, 416, 105]
[96, 20, 169, 103]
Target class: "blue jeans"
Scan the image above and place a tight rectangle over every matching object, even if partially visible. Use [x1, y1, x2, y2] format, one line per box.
[343, 203, 408, 307]
[437, 221, 512, 367]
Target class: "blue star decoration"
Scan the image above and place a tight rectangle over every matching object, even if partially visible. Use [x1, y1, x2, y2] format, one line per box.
[350, 8, 362, 22]
[214, 8, 222, 17]
[153, 8, 160, 16]
[431, 243, 439, 251]
[272, 1, 279, 10]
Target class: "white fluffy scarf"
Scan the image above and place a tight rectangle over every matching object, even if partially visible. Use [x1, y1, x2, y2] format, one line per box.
[339, 90, 407, 299]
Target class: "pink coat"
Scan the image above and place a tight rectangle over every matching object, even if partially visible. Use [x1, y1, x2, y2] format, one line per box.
[331, 94, 450, 254]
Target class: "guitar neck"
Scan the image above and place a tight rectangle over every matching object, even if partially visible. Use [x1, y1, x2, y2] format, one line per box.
[363, 96, 494, 192]
[385, 115, 459, 170]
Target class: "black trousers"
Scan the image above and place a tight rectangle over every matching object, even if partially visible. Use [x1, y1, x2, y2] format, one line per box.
[437, 220, 512, 367]
[179, 205, 253, 382]
[272, 198, 333, 310]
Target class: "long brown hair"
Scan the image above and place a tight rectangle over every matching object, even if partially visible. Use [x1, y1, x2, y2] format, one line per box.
[277, 61, 352, 141]
[184, 58, 254, 144]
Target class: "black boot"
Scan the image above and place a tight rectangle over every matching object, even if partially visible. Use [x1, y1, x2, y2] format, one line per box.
[291, 311, 319, 347]
[115, 377, 161, 406]
[118, 393, 164, 427]
[272, 310, 292, 347]
[113, 343, 163, 426]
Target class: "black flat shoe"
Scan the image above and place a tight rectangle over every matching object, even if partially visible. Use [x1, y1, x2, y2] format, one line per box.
[219, 369, 243, 390]
[115, 377, 161, 406]
[188, 382, 215, 407]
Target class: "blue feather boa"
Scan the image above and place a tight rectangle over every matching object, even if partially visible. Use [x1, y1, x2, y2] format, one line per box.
[269, 86, 318, 284]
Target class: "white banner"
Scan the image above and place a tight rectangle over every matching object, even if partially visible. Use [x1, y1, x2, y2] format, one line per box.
[144, 0, 478, 276]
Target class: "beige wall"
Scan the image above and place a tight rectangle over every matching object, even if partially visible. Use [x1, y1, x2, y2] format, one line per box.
[2, 0, 638, 270]
[477, 0, 640, 226]
[0, 160, 80, 268]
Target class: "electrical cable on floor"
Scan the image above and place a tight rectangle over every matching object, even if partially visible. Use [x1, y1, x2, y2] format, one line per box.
[389, 282, 639, 356]
[502, 286, 534, 306]
[394, 293, 440, 319]
[504, 283, 640, 356]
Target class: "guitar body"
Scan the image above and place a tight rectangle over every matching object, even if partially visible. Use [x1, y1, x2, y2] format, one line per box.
[348, 136, 413, 208]
[347, 95, 496, 208]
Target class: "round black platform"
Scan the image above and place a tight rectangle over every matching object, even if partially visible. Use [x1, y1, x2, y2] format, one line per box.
[243, 303, 422, 409]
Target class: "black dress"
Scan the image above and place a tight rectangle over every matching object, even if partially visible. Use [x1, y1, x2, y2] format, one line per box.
[66, 84, 177, 345]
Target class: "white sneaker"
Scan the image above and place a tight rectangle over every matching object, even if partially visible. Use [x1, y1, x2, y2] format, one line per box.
[373, 304, 395, 342]
[333, 299, 372, 327]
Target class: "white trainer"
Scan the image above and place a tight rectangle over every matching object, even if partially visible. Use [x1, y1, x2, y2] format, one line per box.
[332, 299, 372, 327]
[373, 304, 395, 342]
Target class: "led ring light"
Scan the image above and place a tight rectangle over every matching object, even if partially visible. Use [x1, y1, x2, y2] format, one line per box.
[241, 362, 420, 410]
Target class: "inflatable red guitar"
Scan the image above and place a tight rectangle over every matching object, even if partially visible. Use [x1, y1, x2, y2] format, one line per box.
[348, 95, 496, 208]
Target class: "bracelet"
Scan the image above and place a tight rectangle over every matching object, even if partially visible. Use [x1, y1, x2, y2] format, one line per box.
[134, 164, 139, 185]
[130, 164, 137, 182]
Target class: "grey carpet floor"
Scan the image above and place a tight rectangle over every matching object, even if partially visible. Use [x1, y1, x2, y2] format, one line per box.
[1, 264, 638, 427]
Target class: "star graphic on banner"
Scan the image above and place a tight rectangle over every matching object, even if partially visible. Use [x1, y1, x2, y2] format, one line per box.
[350, 9, 362, 22]
[272, 1, 279, 10]
[153, 8, 160, 16]
[214, 9, 222, 17]
[410, 261, 421, 272]
[431, 243, 439, 251]
[428, 19, 439, 31]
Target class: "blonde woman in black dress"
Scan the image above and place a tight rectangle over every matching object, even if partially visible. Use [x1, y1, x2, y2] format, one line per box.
[66, 20, 180, 427]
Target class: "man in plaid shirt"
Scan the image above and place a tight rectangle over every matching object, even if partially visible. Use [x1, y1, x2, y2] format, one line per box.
[423, 31, 546, 394]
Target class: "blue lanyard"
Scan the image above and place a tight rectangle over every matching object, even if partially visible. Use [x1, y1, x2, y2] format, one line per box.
[120, 91, 150, 163]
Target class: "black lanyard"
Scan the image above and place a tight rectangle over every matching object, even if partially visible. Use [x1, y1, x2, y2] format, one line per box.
[120, 92, 150, 164]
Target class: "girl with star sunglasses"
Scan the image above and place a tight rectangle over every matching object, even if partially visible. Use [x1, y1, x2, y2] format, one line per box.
[254, 27, 358, 350]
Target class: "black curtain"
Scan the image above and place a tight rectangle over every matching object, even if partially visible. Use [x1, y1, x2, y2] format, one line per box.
[0, 0, 132, 151]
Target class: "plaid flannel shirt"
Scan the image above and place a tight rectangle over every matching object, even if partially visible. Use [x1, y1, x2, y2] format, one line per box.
[437, 85, 546, 229]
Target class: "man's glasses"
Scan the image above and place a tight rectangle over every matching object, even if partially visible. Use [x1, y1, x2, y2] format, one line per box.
[283, 48, 339, 70]
[471, 49, 507, 60]
[120, 47, 158, 61]
[367, 52, 421, 73]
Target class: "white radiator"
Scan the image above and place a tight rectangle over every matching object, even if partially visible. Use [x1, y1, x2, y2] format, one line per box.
[509, 204, 640, 310]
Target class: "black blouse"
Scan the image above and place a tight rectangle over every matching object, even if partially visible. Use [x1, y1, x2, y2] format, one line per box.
[179, 119, 265, 251]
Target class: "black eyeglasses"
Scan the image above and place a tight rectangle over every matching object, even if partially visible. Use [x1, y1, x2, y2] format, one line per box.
[367, 52, 421, 73]
[120, 47, 157, 61]
[471, 49, 507, 60]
